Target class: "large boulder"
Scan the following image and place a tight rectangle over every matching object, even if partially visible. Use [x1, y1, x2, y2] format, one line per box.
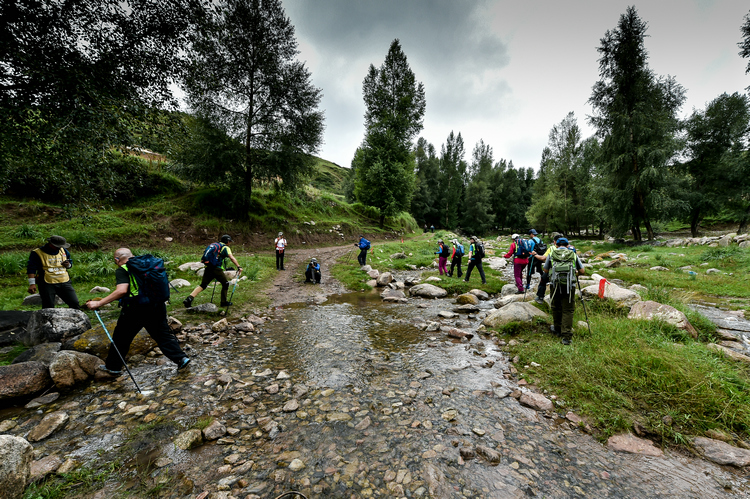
[494, 294, 533, 309]
[500, 284, 519, 297]
[0, 362, 51, 400]
[482, 257, 507, 271]
[367, 269, 380, 279]
[627, 301, 698, 338]
[169, 279, 191, 289]
[409, 284, 447, 298]
[381, 288, 407, 304]
[581, 282, 641, 309]
[71, 321, 156, 359]
[693, 437, 750, 467]
[11, 342, 61, 366]
[483, 302, 548, 327]
[178, 262, 204, 272]
[455, 293, 479, 305]
[48, 351, 102, 390]
[376, 272, 393, 286]
[469, 289, 490, 301]
[0, 311, 32, 331]
[0, 435, 33, 499]
[22, 294, 64, 306]
[24, 309, 91, 347]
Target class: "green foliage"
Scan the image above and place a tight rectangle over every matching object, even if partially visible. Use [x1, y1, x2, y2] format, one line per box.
[0, 252, 27, 276]
[13, 224, 40, 239]
[0, 344, 27, 366]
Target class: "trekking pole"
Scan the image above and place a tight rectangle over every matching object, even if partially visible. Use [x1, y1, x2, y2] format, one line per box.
[93, 310, 141, 394]
[575, 278, 592, 335]
[210, 282, 216, 304]
[225, 270, 241, 314]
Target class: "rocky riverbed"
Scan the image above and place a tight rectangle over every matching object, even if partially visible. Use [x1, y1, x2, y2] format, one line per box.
[3, 283, 750, 498]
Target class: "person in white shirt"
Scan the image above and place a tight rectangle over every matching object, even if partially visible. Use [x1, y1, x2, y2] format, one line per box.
[274, 232, 287, 270]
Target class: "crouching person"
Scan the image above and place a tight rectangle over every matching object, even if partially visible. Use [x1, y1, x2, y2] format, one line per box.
[86, 248, 190, 375]
[305, 258, 321, 284]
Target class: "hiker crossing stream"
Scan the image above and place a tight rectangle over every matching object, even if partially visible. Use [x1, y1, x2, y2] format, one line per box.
[3, 281, 749, 498]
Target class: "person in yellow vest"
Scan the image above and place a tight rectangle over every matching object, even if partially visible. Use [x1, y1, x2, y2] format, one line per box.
[26, 235, 80, 309]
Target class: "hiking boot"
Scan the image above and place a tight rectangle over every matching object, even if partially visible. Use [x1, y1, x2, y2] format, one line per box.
[97, 365, 122, 376]
[482, 281, 487, 285]
[183, 295, 194, 308]
[463, 279, 469, 283]
[220, 301, 233, 307]
[534, 296, 544, 304]
[561, 338, 571, 346]
[177, 357, 191, 370]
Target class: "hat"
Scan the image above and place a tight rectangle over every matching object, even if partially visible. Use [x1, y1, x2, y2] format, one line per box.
[529, 229, 538, 235]
[359, 234, 364, 238]
[438, 239, 443, 243]
[311, 258, 317, 263]
[511, 233, 519, 240]
[278, 232, 283, 236]
[557, 237, 569, 246]
[469, 235, 477, 241]
[48, 236, 70, 249]
[221, 234, 232, 243]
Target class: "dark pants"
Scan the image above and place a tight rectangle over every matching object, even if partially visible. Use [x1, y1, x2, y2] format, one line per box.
[276, 250, 285, 270]
[105, 302, 186, 370]
[357, 249, 367, 266]
[526, 258, 543, 287]
[305, 268, 321, 283]
[200, 266, 229, 304]
[464, 258, 486, 284]
[550, 285, 575, 341]
[38, 280, 79, 309]
[536, 272, 550, 299]
[448, 257, 463, 277]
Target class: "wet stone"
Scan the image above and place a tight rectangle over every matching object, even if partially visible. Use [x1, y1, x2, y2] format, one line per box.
[27, 411, 69, 442]
[25, 392, 60, 409]
[175, 429, 203, 450]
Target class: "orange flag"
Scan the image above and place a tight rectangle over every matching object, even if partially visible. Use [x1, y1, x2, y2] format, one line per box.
[598, 279, 607, 299]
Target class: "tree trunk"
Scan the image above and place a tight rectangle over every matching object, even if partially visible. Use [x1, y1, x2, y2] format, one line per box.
[690, 207, 701, 238]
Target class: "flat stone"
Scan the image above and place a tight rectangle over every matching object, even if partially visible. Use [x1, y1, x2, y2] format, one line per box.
[437, 311, 456, 319]
[627, 301, 698, 338]
[693, 437, 750, 467]
[456, 293, 479, 305]
[469, 289, 490, 300]
[483, 302, 548, 327]
[29, 455, 62, 482]
[707, 343, 750, 363]
[409, 284, 447, 298]
[282, 399, 299, 412]
[519, 392, 553, 411]
[202, 420, 227, 441]
[326, 413, 352, 422]
[186, 303, 219, 314]
[581, 282, 641, 309]
[607, 434, 662, 457]
[27, 411, 69, 442]
[475, 445, 501, 463]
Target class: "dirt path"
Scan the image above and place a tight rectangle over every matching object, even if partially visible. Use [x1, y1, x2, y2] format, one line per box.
[266, 244, 355, 307]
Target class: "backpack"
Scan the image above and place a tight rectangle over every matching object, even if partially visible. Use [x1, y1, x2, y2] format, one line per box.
[534, 238, 548, 255]
[202, 242, 224, 267]
[514, 239, 531, 259]
[361, 238, 371, 250]
[474, 241, 485, 259]
[457, 244, 465, 257]
[549, 248, 577, 299]
[125, 255, 170, 305]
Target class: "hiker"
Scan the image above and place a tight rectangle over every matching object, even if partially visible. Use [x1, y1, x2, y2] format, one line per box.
[183, 235, 242, 308]
[435, 239, 450, 275]
[274, 232, 287, 271]
[504, 234, 530, 294]
[26, 235, 80, 309]
[430, 224, 434, 233]
[463, 236, 486, 285]
[525, 229, 545, 290]
[531, 233, 561, 304]
[447, 239, 464, 278]
[423, 224, 428, 233]
[355, 235, 370, 266]
[543, 237, 585, 345]
[305, 258, 321, 284]
[86, 248, 190, 374]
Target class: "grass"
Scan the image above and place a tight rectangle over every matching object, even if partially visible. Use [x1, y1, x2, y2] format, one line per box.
[501, 295, 750, 446]
[0, 344, 28, 365]
[23, 462, 121, 499]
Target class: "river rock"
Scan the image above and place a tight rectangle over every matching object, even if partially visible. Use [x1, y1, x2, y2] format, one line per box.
[29, 455, 62, 482]
[707, 343, 750, 363]
[360, 265, 372, 272]
[376, 272, 393, 286]
[409, 284, 447, 298]
[288, 458, 305, 471]
[24, 309, 91, 347]
[627, 301, 698, 338]
[456, 293, 479, 305]
[89, 286, 111, 294]
[367, 269, 380, 279]
[629, 284, 648, 294]
[705, 268, 720, 274]
[469, 289, 490, 301]
[27, 411, 69, 442]
[25, 392, 60, 409]
[235, 322, 254, 332]
[454, 304, 479, 313]
[178, 262, 204, 272]
[447, 328, 473, 340]
[170, 279, 191, 288]
[72, 321, 156, 359]
[283, 399, 299, 412]
[438, 311, 456, 319]
[501, 284, 519, 296]
[175, 429, 203, 449]
[381, 288, 407, 303]
[0, 435, 32, 498]
[649, 266, 669, 271]
[49, 351, 101, 389]
[692, 437, 750, 467]
[211, 318, 229, 333]
[12, 342, 61, 366]
[0, 362, 51, 400]
[519, 392, 553, 411]
[390, 252, 407, 259]
[494, 294, 533, 309]
[475, 445, 501, 464]
[22, 294, 64, 306]
[483, 302, 548, 327]
[607, 433, 662, 457]
[483, 257, 507, 270]
[186, 303, 219, 314]
[581, 282, 641, 309]
[202, 421, 227, 441]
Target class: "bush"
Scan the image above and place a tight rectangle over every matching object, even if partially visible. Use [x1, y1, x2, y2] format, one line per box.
[0, 252, 27, 276]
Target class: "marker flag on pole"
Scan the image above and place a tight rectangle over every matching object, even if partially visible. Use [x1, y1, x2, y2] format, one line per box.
[598, 279, 608, 299]
[401, 238, 404, 244]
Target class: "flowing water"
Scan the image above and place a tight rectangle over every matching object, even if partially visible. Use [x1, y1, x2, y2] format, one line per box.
[5, 291, 750, 498]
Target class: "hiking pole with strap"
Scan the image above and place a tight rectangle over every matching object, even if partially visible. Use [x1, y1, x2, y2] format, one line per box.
[225, 270, 242, 314]
[575, 278, 592, 335]
[93, 310, 141, 394]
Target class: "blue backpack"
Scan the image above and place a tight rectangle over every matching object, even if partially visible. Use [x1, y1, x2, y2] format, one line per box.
[125, 255, 170, 305]
[514, 239, 531, 259]
[361, 238, 371, 250]
[202, 242, 224, 267]
[457, 244, 465, 257]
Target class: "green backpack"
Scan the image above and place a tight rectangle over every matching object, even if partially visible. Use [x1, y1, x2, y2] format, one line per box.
[549, 248, 577, 297]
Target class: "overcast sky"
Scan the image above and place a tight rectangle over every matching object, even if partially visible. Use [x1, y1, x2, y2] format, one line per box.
[281, 0, 749, 170]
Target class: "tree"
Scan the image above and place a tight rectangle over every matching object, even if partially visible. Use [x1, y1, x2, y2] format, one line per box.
[682, 93, 750, 236]
[461, 180, 493, 235]
[181, 0, 324, 216]
[588, 6, 685, 240]
[740, 10, 750, 89]
[354, 39, 426, 227]
[0, 0, 192, 203]
[437, 131, 467, 228]
[410, 138, 441, 226]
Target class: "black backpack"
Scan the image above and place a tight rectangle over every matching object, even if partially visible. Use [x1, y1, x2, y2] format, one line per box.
[534, 238, 548, 255]
[125, 255, 170, 305]
[474, 241, 485, 259]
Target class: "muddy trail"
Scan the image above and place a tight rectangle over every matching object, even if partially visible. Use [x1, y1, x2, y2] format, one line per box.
[2, 252, 750, 498]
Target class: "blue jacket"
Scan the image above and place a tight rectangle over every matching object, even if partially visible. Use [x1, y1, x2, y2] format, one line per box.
[307, 263, 320, 272]
[528, 236, 541, 252]
[358, 238, 370, 250]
